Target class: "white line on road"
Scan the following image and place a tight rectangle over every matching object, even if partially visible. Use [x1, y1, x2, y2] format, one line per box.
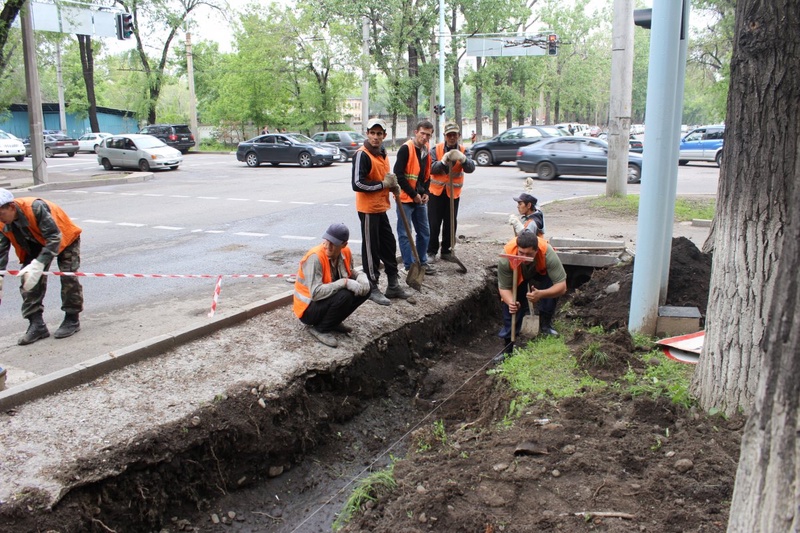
[226, 198, 249, 201]
[257, 199, 280, 203]
[91, 191, 113, 195]
[142, 194, 164, 197]
[484, 211, 508, 216]
[197, 196, 219, 200]
[169, 195, 190, 198]
[333, 203, 350, 207]
[289, 201, 315, 205]
[117, 222, 146, 227]
[83, 219, 112, 224]
[152, 225, 184, 230]
[234, 232, 269, 237]
[204, 230, 225, 234]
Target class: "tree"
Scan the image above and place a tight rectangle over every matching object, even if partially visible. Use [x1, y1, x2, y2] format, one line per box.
[0, 0, 24, 80]
[690, 0, 797, 419]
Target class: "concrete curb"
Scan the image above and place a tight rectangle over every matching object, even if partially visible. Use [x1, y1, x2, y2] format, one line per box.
[25, 172, 156, 191]
[0, 290, 294, 411]
[691, 219, 712, 227]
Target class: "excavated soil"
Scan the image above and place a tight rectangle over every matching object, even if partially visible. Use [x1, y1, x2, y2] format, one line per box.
[0, 203, 738, 533]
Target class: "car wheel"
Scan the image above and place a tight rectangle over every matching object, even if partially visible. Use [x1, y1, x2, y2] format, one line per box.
[245, 152, 260, 167]
[298, 152, 312, 168]
[138, 159, 151, 172]
[715, 151, 723, 167]
[270, 162, 280, 167]
[475, 150, 492, 166]
[93, 144, 100, 153]
[338, 152, 347, 162]
[101, 158, 113, 170]
[44, 147, 53, 158]
[68, 151, 76, 157]
[180, 149, 188, 154]
[14, 155, 23, 162]
[678, 160, 688, 166]
[536, 161, 557, 180]
[627, 164, 641, 184]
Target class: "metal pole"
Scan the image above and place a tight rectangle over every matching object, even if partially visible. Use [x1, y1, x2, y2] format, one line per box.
[628, 0, 682, 333]
[56, 41, 67, 134]
[185, 31, 198, 147]
[438, 0, 445, 142]
[606, 0, 634, 197]
[21, 0, 47, 185]
[361, 17, 370, 131]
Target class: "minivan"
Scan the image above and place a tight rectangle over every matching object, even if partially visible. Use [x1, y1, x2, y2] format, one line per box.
[138, 124, 195, 153]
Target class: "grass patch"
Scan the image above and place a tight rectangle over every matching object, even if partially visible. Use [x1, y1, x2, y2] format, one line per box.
[623, 350, 697, 408]
[581, 195, 715, 222]
[333, 464, 397, 531]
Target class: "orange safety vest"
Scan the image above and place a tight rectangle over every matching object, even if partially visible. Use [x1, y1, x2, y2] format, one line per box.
[399, 139, 431, 203]
[503, 237, 548, 285]
[429, 143, 465, 199]
[293, 244, 353, 318]
[1, 198, 82, 264]
[354, 147, 391, 214]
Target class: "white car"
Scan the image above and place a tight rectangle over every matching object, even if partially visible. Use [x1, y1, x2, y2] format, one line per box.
[97, 134, 183, 172]
[0, 131, 26, 161]
[77, 132, 112, 153]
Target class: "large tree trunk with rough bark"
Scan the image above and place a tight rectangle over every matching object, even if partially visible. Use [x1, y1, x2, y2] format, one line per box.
[78, 35, 99, 133]
[721, 1, 800, 529]
[690, 0, 796, 418]
[474, 57, 483, 140]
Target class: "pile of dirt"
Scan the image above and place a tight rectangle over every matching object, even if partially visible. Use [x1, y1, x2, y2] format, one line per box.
[566, 237, 712, 330]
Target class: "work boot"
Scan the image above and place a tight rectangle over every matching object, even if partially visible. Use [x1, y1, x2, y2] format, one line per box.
[539, 313, 559, 337]
[385, 276, 412, 299]
[423, 263, 437, 275]
[307, 326, 338, 348]
[53, 313, 81, 339]
[368, 285, 391, 306]
[330, 322, 353, 334]
[440, 252, 455, 263]
[493, 338, 514, 364]
[18, 313, 50, 346]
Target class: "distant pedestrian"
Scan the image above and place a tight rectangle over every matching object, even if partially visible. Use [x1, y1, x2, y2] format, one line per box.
[508, 193, 545, 235]
[0, 188, 83, 345]
[470, 130, 477, 144]
[261, 126, 269, 134]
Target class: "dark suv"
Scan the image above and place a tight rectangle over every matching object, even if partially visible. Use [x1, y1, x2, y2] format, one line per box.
[138, 124, 195, 153]
[311, 131, 366, 161]
[467, 125, 566, 166]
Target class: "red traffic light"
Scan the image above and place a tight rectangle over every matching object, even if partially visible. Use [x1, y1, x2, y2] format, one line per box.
[547, 34, 558, 56]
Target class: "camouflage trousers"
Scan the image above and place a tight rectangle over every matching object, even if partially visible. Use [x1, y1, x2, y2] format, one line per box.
[20, 237, 84, 319]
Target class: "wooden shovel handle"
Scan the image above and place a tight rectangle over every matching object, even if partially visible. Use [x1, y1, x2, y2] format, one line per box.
[394, 192, 422, 265]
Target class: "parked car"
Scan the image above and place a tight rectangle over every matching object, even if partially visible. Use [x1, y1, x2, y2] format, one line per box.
[23, 134, 80, 157]
[236, 133, 337, 168]
[137, 124, 195, 153]
[96, 134, 182, 171]
[311, 131, 366, 161]
[597, 132, 644, 153]
[466, 125, 566, 166]
[678, 125, 724, 167]
[77, 132, 113, 153]
[0, 131, 26, 161]
[516, 136, 642, 183]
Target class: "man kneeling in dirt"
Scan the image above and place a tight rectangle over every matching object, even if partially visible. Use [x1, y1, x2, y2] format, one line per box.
[293, 223, 371, 348]
[497, 229, 567, 353]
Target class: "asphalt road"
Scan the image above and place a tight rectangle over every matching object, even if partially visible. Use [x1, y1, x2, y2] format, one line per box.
[0, 151, 720, 386]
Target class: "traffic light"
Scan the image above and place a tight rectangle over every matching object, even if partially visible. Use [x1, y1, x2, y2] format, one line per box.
[433, 104, 445, 116]
[547, 34, 558, 56]
[116, 12, 134, 40]
[633, 9, 652, 29]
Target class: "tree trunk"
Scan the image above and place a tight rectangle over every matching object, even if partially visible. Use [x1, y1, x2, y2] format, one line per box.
[0, 0, 24, 76]
[78, 35, 99, 133]
[474, 57, 483, 140]
[406, 43, 418, 137]
[690, 0, 795, 418]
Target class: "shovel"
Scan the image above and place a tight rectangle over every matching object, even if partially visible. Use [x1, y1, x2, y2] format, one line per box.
[447, 168, 468, 274]
[509, 227, 538, 337]
[500, 252, 534, 344]
[394, 192, 425, 291]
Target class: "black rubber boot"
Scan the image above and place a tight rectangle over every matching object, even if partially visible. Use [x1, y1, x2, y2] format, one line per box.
[54, 313, 81, 339]
[18, 312, 50, 346]
[539, 313, 559, 337]
[368, 282, 391, 306]
[385, 275, 412, 299]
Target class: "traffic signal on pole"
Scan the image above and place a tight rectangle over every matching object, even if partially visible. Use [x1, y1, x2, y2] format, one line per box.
[434, 104, 445, 116]
[547, 34, 558, 56]
[633, 9, 652, 29]
[116, 13, 134, 40]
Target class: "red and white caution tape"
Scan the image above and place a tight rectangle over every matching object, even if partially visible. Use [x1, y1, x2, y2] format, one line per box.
[208, 276, 223, 318]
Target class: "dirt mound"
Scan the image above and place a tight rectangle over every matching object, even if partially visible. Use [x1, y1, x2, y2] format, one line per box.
[566, 237, 712, 330]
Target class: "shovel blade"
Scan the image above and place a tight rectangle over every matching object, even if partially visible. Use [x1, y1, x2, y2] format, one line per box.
[520, 313, 539, 337]
[406, 264, 425, 291]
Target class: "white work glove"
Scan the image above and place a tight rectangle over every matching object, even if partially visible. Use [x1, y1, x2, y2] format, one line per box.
[508, 214, 524, 234]
[448, 149, 466, 164]
[19, 259, 45, 291]
[331, 278, 348, 290]
[345, 279, 361, 294]
[355, 273, 371, 296]
[440, 151, 452, 165]
[383, 172, 398, 190]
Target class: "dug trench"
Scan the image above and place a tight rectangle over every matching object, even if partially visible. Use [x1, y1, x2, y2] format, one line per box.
[0, 238, 744, 532]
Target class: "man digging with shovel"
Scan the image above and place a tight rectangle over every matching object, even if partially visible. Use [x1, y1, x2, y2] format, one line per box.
[497, 229, 567, 359]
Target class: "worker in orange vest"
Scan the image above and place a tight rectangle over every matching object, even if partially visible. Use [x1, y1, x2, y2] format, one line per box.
[293, 223, 371, 348]
[0, 188, 83, 345]
[427, 123, 475, 262]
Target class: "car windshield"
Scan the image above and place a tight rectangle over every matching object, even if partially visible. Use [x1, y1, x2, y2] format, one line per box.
[349, 132, 366, 142]
[0, 132, 14, 140]
[287, 133, 314, 144]
[540, 126, 566, 136]
[136, 137, 168, 149]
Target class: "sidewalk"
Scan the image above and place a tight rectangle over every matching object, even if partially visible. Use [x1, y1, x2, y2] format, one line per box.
[0, 166, 154, 191]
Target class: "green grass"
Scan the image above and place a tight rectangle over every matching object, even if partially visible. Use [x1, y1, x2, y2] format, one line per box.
[583, 195, 716, 221]
[333, 465, 397, 531]
[623, 349, 697, 408]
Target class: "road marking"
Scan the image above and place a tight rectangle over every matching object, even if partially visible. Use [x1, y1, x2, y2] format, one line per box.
[289, 201, 315, 205]
[92, 191, 113, 195]
[281, 235, 315, 240]
[169, 194, 190, 198]
[83, 219, 112, 224]
[197, 196, 219, 200]
[333, 203, 349, 207]
[152, 225, 184, 230]
[226, 198, 249, 201]
[117, 222, 146, 227]
[485, 211, 508, 216]
[204, 230, 225, 234]
[143, 193, 164, 197]
[234, 232, 269, 237]
[257, 199, 280, 203]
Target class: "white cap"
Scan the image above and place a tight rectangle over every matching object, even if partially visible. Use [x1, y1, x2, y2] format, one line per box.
[365, 118, 387, 131]
[0, 188, 14, 206]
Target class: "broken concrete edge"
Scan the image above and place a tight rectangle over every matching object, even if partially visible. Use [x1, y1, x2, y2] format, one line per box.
[691, 219, 712, 227]
[25, 172, 155, 192]
[0, 290, 294, 411]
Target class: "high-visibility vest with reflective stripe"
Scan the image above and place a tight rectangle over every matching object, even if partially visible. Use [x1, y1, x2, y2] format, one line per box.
[354, 148, 391, 213]
[503, 237, 548, 284]
[399, 139, 431, 203]
[293, 244, 353, 318]
[1, 198, 82, 264]
[429, 143, 465, 198]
